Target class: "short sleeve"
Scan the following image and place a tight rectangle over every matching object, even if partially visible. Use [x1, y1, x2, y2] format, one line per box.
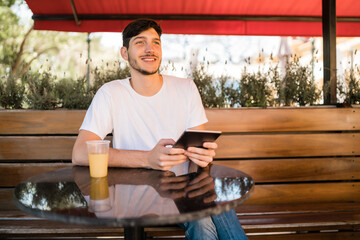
[186, 80, 208, 128]
[80, 86, 113, 139]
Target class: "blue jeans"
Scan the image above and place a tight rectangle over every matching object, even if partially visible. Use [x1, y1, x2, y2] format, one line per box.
[178, 209, 248, 240]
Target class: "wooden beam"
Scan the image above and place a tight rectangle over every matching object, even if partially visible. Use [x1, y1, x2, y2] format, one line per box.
[31, 14, 360, 22]
[322, 0, 337, 104]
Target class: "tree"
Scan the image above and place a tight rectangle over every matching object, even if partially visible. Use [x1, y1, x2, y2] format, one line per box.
[0, 1, 89, 80]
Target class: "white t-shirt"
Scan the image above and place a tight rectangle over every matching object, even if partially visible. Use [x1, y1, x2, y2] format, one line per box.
[80, 75, 207, 218]
[80, 75, 207, 150]
[85, 185, 180, 218]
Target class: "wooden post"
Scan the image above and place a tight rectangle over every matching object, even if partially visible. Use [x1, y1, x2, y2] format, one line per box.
[322, 0, 337, 104]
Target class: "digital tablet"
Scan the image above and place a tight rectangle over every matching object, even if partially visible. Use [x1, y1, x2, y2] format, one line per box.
[173, 130, 222, 149]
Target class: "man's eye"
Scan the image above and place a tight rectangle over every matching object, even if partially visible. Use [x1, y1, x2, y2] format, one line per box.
[154, 41, 161, 45]
[136, 41, 144, 45]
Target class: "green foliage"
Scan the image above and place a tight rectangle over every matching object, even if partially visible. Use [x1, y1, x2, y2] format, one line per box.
[217, 76, 241, 107]
[0, 76, 25, 109]
[25, 72, 57, 109]
[1, 54, 360, 109]
[343, 68, 360, 104]
[55, 77, 93, 109]
[191, 64, 241, 108]
[1, 1, 91, 81]
[0, 0, 17, 7]
[192, 64, 220, 108]
[239, 68, 272, 107]
[0, 4, 21, 77]
[91, 63, 130, 94]
[279, 56, 320, 106]
[16, 182, 87, 211]
[268, 65, 281, 107]
[0, 63, 133, 109]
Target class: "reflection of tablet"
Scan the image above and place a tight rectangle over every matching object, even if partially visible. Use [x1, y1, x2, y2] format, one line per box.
[173, 130, 222, 149]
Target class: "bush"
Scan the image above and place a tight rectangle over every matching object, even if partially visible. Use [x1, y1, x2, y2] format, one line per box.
[280, 56, 320, 106]
[55, 77, 93, 109]
[191, 64, 240, 108]
[268, 65, 281, 107]
[342, 68, 360, 104]
[91, 64, 130, 94]
[217, 75, 241, 107]
[25, 72, 57, 110]
[0, 76, 25, 109]
[239, 68, 272, 108]
[1, 56, 359, 110]
[191, 64, 220, 108]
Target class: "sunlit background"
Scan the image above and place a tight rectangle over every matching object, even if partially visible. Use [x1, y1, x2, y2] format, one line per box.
[2, 1, 360, 107]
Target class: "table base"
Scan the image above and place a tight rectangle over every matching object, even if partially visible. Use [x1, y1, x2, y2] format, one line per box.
[124, 226, 146, 240]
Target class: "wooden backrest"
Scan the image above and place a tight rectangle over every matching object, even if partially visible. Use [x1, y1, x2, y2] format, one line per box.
[205, 107, 360, 159]
[204, 107, 360, 208]
[1, 107, 359, 160]
[1, 107, 359, 189]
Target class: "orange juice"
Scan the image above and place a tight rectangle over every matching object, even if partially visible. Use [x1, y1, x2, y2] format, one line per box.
[88, 153, 108, 178]
[90, 177, 109, 200]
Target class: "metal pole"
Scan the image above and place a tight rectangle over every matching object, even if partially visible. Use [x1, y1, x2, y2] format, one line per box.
[322, 0, 337, 104]
[87, 33, 91, 90]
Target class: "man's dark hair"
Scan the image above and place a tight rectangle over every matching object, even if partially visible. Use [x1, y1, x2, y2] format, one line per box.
[122, 19, 162, 49]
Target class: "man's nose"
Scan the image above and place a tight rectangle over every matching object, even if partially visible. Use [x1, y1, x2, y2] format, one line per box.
[145, 43, 154, 53]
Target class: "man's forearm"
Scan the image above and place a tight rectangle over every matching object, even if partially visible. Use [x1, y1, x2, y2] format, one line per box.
[108, 148, 150, 168]
[73, 146, 150, 169]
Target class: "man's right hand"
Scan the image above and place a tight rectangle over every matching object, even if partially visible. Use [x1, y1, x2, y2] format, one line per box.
[147, 139, 187, 171]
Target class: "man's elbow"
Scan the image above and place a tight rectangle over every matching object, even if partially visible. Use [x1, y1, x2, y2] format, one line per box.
[72, 149, 88, 166]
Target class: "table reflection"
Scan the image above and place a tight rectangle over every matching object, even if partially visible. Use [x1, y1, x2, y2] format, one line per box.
[14, 162, 253, 227]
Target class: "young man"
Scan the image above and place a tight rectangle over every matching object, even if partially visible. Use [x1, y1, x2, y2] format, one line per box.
[72, 19, 217, 170]
[72, 19, 247, 240]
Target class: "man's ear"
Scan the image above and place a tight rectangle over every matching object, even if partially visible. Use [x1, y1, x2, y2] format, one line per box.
[120, 46, 128, 60]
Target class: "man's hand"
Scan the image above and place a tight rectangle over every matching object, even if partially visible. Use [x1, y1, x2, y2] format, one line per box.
[156, 171, 188, 199]
[147, 139, 187, 171]
[155, 168, 217, 203]
[185, 142, 217, 168]
[185, 170, 217, 203]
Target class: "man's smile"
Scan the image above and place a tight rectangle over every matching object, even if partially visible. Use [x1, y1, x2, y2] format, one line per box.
[141, 55, 158, 62]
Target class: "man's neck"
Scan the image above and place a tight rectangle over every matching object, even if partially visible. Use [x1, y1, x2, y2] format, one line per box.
[129, 72, 163, 97]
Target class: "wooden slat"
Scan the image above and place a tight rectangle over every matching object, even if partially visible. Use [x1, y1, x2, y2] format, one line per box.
[214, 157, 360, 182]
[0, 219, 125, 236]
[1, 108, 359, 135]
[0, 163, 71, 187]
[0, 189, 17, 214]
[0, 136, 76, 160]
[236, 202, 360, 215]
[245, 182, 360, 205]
[0, 110, 85, 135]
[205, 107, 360, 133]
[0, 214, 358, 238]
[2, 133, 358, 160]
[215, 133, 359, 158]
[240, 211, 360, 232]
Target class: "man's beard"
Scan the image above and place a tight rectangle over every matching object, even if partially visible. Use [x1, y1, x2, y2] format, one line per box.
[128, 55, 161, 75]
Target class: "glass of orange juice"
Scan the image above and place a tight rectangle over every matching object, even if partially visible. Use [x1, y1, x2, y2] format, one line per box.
[89, 176, 111, 212]
[86, 140, 110, 178]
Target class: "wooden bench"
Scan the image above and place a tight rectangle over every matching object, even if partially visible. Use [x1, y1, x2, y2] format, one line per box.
[1, 107, 360, 239]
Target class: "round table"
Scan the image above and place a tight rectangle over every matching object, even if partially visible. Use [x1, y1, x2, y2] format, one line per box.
[14, 162, 254, 239]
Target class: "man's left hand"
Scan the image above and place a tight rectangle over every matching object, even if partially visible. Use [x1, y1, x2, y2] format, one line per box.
[185, 142, 217, 167]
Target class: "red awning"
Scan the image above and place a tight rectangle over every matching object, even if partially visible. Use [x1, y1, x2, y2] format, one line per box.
[25, 0, 360, 36]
